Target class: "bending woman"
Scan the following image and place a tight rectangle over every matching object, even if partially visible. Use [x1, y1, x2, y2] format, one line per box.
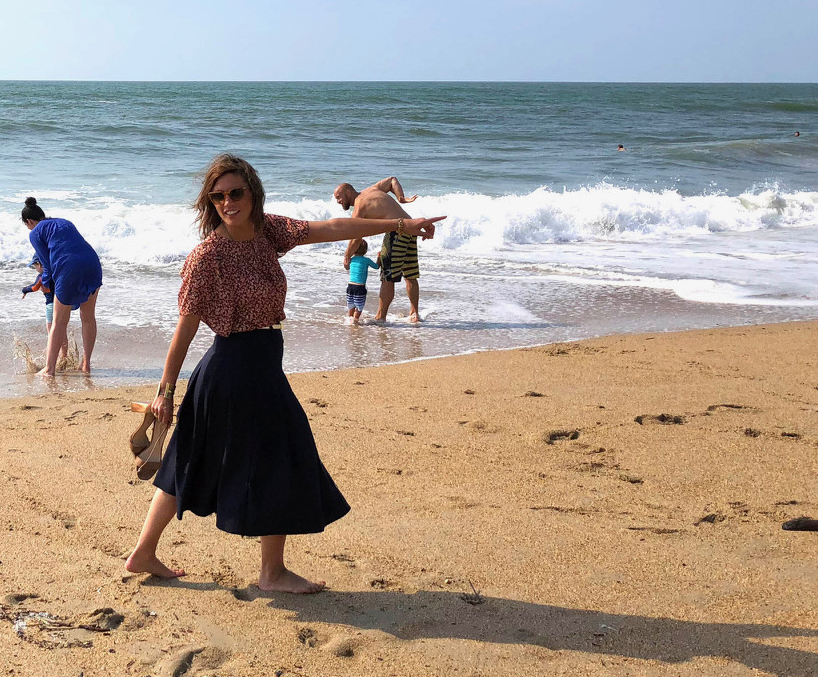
[22, 197, 103, 375]
[125, 154, 443, 593]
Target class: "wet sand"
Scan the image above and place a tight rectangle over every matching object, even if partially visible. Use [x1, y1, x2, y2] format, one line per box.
[1, 321, 818, 676]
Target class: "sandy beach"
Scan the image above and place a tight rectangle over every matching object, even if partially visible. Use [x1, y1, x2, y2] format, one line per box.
[2, 321, 818, 676]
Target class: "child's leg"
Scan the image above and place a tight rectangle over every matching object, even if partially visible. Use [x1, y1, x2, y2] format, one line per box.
[346, 287, 356, 321]
[352, 287, 366, 323]
[258, 535, 325, 593]
[125, 488, 185, 578]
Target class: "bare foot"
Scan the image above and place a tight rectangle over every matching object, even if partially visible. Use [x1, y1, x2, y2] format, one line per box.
[36, 367, 55, 377]
[79, 359, 90, 373]
[125, 551, 185, 578]
[258, 567, 325, 594]
[409, 312, 421, 324]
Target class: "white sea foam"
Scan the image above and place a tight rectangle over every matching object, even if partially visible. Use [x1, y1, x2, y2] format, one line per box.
[3, 185, 818, 310]
[2, 185, 817, 266]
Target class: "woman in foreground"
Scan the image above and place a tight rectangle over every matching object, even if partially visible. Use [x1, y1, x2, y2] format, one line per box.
[125, 154, 442, 593]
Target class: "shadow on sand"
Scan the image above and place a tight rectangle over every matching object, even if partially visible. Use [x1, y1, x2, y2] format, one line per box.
[149, 580, 818, 676]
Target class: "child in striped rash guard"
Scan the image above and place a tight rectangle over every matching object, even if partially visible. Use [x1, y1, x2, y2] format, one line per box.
[345, 240, 379, 325]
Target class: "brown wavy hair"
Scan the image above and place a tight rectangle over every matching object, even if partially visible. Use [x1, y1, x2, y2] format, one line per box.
[194, 154, 266, 239]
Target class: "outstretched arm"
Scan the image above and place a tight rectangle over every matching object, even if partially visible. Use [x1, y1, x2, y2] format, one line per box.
[371, 176, 418, 204]
[305, 216, 443, 245]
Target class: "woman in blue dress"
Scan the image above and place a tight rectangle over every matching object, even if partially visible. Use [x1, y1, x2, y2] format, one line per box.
[21, 197, 103, 375]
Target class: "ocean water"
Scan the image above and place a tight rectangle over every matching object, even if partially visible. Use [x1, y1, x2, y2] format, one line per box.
[1, 82, 817, 397]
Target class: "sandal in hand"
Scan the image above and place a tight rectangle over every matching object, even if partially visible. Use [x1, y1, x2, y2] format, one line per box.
[129, 402, 170, 480]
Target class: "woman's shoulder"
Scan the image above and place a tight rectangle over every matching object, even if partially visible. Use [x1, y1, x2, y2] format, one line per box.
[42, 217, 76, 228]
[262, 213, 310, 253]
[263, 213, 303, 233]
[182, 234, 222, 269]
[30, 217, 72, 238]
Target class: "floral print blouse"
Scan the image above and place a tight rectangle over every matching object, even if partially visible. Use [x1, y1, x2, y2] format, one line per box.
[178, 214, 310, 336]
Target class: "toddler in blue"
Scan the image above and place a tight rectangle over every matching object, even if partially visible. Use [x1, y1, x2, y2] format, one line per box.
[345, 240, 379, 325]
[21, 253, 55, 328]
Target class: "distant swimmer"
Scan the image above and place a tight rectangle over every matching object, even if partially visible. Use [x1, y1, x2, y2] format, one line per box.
[617, 144, 625, 151]
[795, 131, 800, 137]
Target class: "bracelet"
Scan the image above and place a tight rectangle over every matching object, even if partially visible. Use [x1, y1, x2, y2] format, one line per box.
[161, 383, 175, 399]
[397, 218, 406, 237]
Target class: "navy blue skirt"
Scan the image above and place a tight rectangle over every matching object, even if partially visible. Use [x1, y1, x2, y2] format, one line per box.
[154, 328, 350, 536]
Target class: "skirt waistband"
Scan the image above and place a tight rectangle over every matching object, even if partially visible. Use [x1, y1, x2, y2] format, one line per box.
[213, 326, 283, 346]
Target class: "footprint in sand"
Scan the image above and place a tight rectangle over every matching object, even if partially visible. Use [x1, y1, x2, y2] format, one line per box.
[634, 414, 685, 425]
[618, 473, 644, 485]
[706, 403, 749, 412]
[331, 553, 356, 567]
[231, 588, 254, 602]
[206, 560, 242, 589]
[467, 420, 500, 433]
[154, 645, 230, 677]
[81, 607, 125, 631]
[695, 512, 726, 526]
[2, 592, 39, 605]
[297, 627, 319, 647]
[322, 635, 356, 657]
[296, 627, 355, 657]
[545, 429, 580, 444]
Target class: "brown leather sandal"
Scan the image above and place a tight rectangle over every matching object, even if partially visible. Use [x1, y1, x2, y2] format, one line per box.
[135, 418, 170, 480]
[129, 399, 171, 480]
[129, 402, 155, 455]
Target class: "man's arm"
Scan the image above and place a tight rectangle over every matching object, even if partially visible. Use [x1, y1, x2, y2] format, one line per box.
[371, 177, 418, 204]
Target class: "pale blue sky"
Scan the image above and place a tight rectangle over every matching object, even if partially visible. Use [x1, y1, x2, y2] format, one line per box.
[2, 0, 816, 81]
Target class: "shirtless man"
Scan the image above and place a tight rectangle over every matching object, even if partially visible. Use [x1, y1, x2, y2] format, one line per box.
[335, 177, 425, 323]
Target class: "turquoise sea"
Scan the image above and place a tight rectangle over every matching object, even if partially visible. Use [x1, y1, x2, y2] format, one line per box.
[1, 82, 817, 396]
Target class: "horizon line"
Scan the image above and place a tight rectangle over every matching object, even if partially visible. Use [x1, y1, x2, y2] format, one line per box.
[1, 79, 817, 85]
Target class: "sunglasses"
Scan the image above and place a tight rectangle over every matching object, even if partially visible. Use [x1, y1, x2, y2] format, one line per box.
[208, 187, 249, 204]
